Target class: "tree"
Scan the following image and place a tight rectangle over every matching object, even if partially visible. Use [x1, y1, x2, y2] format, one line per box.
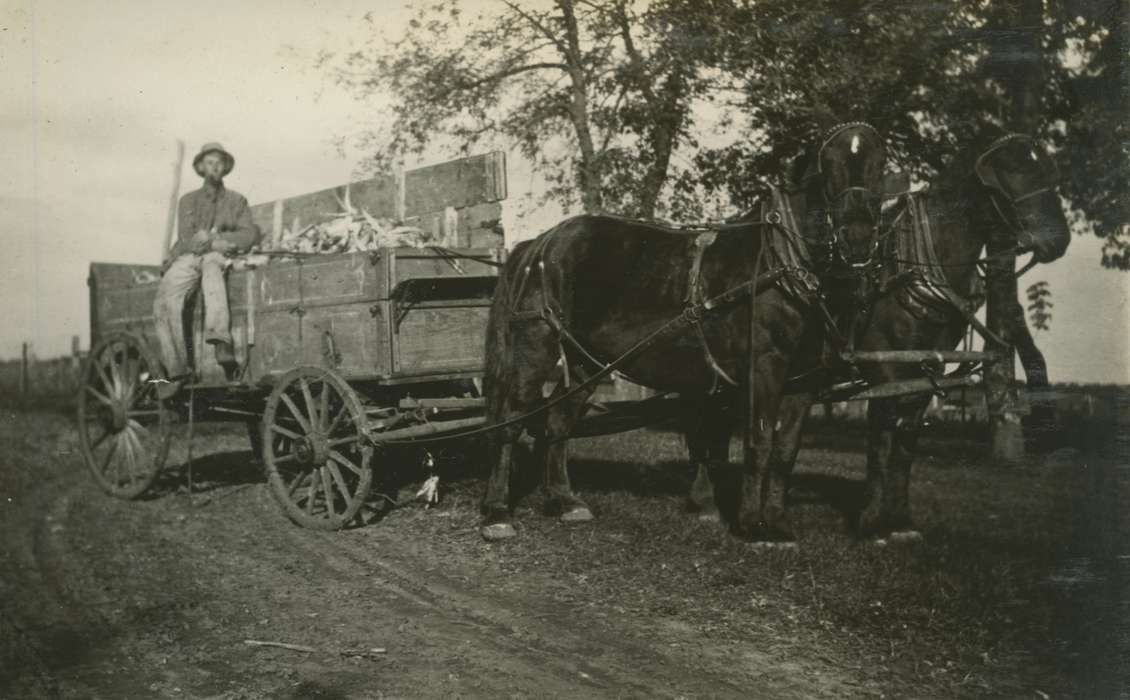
[321, 0, 714, 219]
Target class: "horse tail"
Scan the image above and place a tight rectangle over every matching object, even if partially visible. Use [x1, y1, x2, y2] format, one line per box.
[483, 239, 534, 425]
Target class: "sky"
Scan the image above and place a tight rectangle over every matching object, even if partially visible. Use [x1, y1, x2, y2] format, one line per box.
[0, 0, 1127, 384]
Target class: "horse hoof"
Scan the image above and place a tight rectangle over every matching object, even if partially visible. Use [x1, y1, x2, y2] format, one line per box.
[480, 523, 517, 541]
[560, 507, 594, 523]
[889, 530, 923, 544]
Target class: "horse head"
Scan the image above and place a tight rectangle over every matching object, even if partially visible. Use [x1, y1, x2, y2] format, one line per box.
[972, 132, 1070, 264]
[796, 122, 887, 273]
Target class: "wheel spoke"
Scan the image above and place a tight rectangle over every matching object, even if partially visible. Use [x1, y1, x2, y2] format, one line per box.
[90, 427, 112, 452]
[270, 424, 302, 441]
[128, 409, 163, 417]
[108, 434, 127, 483]
[86, 385, 115, 407]
[299, 378, 318, 432]
[280, 392, 312, 434]
[324, 407, 348, 436]
[273, 452, 298, 465]
[99, 435, 119, 477]
[319, 382, 330, 432]
[119, 430, 138, 483]
[327, 435, 362, 449]
[305, 474, 318, 515]
[320, 467, 336, 517]
[108, 347, 124, 398]
[125, 425, 149, 469]
[286, 469, 307, 497]
[119, 354, 137, 400]
[94, 359, 114, 395]
[329, 450, 364, 477]
[326, 461, 353, 504]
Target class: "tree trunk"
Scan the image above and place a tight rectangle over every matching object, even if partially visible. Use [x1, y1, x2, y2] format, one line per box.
[637, 70, 688, 219]
[986, 0, 1044, 461]
[557, 0, 603, 214]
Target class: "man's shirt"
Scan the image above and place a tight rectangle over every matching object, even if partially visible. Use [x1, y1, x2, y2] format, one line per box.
[170, 183, 261, 259]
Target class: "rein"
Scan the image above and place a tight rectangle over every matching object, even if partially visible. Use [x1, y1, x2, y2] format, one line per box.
[379, 266, 785, 447]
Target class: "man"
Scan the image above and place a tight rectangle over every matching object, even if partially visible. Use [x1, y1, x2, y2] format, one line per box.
[153, 142, 261, 399]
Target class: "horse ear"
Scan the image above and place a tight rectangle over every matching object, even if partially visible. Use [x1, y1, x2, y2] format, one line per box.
[789, 149, 816, 189]
[974, 156, 1003, 192]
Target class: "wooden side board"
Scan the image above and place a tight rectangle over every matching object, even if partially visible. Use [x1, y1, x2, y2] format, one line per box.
[248, 152, 507, 250]
[88, 247, 500, 388]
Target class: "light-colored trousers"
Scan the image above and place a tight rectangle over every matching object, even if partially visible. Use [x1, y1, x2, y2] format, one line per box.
[152, 252, 232, 377]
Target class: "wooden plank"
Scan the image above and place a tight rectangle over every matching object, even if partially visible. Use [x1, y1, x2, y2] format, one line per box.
[394, 306, 490, 375]
[403, 152, 507, 217]
[299, 302, 385, 376]
[456, 202, 503, 236]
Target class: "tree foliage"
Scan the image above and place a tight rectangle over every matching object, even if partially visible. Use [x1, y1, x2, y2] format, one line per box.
[322, 0, 1128, 264]
[323, 0, 714, 218]
[1025, 280, 1054, 331]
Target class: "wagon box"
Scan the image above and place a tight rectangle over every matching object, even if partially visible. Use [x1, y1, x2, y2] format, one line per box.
[87, 246, 503, 388]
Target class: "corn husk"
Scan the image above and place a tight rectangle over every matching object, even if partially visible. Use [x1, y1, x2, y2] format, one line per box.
[274, 186, 431, 254]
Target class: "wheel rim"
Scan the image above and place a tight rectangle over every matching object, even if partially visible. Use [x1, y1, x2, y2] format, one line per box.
[263, 367, 372, 530]
[77, 334, 171, 498]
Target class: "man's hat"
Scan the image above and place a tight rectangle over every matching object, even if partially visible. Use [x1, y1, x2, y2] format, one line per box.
[193, 142, 235, 177]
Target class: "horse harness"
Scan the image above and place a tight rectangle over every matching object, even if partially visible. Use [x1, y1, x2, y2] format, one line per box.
[506, 200, 847, 398]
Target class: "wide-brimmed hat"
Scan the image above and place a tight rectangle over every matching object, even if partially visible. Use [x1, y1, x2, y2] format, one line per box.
[193, 142, 235, 177]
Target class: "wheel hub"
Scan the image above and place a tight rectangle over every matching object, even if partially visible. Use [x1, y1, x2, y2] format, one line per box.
[294, 434, 328, 466]
[110, 400, 128, 431]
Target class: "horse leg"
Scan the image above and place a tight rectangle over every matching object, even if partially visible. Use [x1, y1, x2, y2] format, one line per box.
[685, 397, 732, 521]
[735, 350, 789, 542]
[480, 325, 558, 541]
[761, 392, 813, 541]
[541, 375, 598, 522]
[480, 420, 524, 538]
[860, 394, 929, 539]
[885, 394, 930, 540]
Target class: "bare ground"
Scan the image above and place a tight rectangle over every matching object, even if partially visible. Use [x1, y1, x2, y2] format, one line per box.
[1, 407, 1127, 699]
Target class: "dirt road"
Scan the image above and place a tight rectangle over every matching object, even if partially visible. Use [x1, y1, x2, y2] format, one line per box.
[4, 406, 1126, 698]
[1, 410, 872, 699]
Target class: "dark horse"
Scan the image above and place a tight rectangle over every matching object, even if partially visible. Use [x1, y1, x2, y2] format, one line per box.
[700, 125, 1070, 542]
[479, 123, 886, 541]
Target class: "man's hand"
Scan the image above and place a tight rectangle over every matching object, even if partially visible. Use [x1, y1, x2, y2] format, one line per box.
[190, 229, 212, 255]
[210, 238, 238, 255]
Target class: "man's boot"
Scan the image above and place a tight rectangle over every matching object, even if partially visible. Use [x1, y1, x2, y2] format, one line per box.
[212, 340, 240, 381]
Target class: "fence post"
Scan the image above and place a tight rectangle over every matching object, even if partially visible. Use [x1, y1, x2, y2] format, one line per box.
[20, 341, 29, 404]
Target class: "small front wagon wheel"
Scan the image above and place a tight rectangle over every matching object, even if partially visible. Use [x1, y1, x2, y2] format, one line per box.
[262, 367, 373, 530]
[76, 332, 172, 499]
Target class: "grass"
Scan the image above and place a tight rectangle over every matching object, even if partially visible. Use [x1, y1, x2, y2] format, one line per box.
[411, 420, 1129, 698]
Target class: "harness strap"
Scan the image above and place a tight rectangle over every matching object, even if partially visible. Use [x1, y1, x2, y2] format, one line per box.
[684, 231, 739, 391]
[935, 285, 1008, 347]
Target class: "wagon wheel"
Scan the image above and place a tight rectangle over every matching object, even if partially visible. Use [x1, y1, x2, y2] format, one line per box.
[76, 332, 172, 499]
[262, 367, 373, 530]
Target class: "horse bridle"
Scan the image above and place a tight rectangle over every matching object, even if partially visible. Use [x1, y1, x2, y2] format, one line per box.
[974, 133, 1061, 252]
[814, 121, 886, 271]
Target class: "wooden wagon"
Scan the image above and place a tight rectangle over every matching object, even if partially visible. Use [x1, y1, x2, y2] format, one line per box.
[77, 153, 521, 530]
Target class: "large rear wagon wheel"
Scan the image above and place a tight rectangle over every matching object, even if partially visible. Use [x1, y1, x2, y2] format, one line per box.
[262, 367, 373, 530]
[76, 333, 172, 499]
